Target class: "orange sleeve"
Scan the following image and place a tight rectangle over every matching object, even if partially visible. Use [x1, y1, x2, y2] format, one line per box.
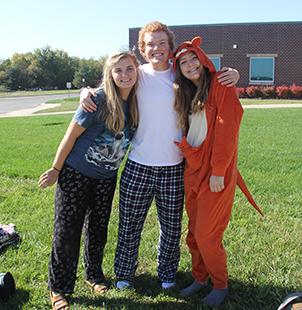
[210, 79, 244, 176]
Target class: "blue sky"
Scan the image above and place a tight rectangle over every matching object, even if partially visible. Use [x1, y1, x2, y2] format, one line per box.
[1, 0, 301, 60]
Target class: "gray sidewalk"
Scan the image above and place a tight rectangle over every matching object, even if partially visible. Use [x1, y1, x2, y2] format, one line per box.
[0, 103, 72, 118]
[243, 103, 302, 109]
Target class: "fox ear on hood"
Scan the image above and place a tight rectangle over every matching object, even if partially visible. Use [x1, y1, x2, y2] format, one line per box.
[191, 36, 202, 47]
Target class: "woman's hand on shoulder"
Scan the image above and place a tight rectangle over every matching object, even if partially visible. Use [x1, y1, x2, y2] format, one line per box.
[80, 87, 97, 112]
[38, 168, 60, 189]
[217, 67, 240, 87]
[209, 175, 225, 192]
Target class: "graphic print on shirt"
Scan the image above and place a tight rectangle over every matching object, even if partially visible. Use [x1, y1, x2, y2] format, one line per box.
[85, 132, 128, 171]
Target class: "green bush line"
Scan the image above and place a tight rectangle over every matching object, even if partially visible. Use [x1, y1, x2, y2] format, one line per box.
[237, 84, 302, 99]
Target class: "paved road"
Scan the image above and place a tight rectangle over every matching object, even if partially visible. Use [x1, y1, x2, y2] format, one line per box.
[0, 93, 78, 114]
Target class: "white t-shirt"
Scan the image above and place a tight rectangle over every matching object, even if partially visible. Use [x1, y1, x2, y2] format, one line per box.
[128, 63, 183, 166]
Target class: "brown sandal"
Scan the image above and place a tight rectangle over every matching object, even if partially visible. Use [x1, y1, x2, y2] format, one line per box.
[50, 291, 70, 310]
[85, 280, 109, 295]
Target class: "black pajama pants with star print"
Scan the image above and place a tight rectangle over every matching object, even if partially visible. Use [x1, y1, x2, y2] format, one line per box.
[48, 164, 117, 294]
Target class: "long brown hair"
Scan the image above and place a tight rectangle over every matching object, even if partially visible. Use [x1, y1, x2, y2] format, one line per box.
[101, 51, 139, 133]
[173, 60, 212, 132]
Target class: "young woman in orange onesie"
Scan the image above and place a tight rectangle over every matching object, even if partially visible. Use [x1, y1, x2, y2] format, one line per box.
[172, 37, 262, 306]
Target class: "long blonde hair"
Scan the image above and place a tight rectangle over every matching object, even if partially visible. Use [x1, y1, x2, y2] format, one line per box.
[173, 61, 211, 132]
[101, 51, 139, 133]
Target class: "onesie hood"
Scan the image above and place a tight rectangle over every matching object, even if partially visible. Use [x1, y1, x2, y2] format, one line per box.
[172, 36, 216, 73]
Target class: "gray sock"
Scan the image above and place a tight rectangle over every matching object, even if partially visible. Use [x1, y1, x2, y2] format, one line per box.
[180, 280, 207, 297]
[203, 288, 229, 306]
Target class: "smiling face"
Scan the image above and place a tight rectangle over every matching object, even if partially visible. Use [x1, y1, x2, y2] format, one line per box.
[178, 51, 204, 86]
[111, 56, 138, 91]
[142, 31, 170, 71]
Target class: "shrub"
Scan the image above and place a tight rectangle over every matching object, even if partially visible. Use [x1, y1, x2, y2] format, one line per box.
[261, 86, 276, 98]
[0, 84, 9, 92]
[245, 86, 263, 98]
[289, 84, 302, 99]
[237, 85, 302, 99]
[276, 85, 291, 99]
[236, 87, 246, 98]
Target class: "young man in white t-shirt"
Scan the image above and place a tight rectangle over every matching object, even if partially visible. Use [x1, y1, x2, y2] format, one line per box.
[115, 25, 184, 290]
[80, 21, 239, 290]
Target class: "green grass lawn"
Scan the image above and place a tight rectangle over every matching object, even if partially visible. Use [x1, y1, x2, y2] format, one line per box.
[0, 109, 301, 309]
[39, 97, 81, 113]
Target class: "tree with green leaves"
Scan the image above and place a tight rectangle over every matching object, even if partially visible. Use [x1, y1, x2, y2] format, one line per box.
[0, 47, 108, 91]
[72, 57, 107, 89]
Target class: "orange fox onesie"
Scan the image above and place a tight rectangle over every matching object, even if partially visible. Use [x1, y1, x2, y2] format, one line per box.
[173, 37, 263, 289]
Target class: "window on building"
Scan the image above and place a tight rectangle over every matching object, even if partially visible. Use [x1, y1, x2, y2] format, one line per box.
[209, 56, 221, 71]
[249, 57, 275, 83]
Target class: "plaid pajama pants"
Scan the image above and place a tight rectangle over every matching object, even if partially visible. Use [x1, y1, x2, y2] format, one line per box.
[48, 164, 116, 294]
[114, 159, 184, 282]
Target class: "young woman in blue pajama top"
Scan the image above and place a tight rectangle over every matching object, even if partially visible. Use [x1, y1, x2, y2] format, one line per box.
[38, 51, 139, 310]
